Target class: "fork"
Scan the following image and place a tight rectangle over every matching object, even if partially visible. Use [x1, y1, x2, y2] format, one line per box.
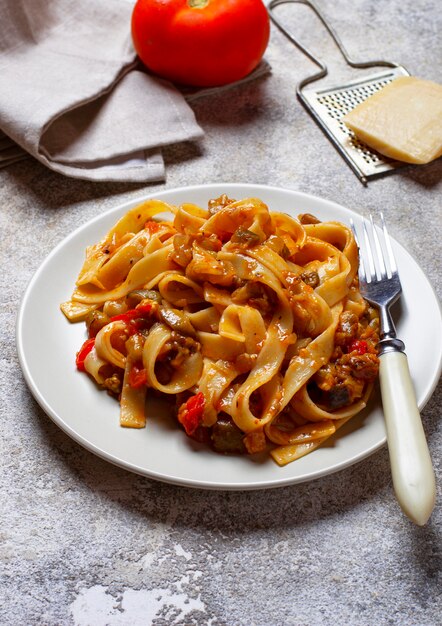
[351, 214, 436, 526]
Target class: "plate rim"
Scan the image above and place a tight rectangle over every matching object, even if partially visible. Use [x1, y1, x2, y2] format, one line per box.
[16, 183, 442, 490]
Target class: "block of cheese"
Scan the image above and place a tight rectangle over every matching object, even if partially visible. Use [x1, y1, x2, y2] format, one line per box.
[343, 76, 442, 164]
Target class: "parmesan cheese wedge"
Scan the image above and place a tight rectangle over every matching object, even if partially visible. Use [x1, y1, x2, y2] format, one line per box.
[343, 76, 442, 164]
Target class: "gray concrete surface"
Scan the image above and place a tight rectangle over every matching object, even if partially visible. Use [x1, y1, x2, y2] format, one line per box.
[1, 0, 441, 624]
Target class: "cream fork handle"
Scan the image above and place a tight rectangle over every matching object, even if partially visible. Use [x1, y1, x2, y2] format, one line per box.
[379, 351, 436, 526]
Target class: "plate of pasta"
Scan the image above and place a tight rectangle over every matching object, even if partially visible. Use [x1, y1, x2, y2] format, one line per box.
[17, 184, 442, 489]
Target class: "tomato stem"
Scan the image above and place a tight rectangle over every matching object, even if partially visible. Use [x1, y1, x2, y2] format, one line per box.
[187, 0, 209, 9]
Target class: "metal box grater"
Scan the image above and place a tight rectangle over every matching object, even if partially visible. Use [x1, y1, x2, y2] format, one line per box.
[268, 0, 412, 184]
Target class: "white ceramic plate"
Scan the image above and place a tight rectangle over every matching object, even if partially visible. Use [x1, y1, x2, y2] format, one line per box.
[17, 184, 442, 490]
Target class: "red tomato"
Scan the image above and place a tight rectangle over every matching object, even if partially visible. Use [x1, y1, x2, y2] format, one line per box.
[128, 365, 148, 389]
[177, 392, 205, 435]
[131, 0, 270, 87]
[75, 338, 95, 372]
[110, 303, 153, 335]
[349, 339, 368, 355]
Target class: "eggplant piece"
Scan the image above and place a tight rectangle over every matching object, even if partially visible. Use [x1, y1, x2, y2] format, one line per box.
[230, 226, 261, 247]
[327, 384, 352, 410]
[300, 270, 320, 289]
[126, 289, 161, 307]
[86, 310, 110, 337]
[211, 415, 245, 454]
[159, 307, 197, 337]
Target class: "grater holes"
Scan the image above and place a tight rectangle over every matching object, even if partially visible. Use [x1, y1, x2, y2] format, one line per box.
[317, 78, 394, 121]
[303, 70, 409, 177]
[344, 127, 385, 165]
[315, 77, 397, 166]
[349, 137, 383, 164]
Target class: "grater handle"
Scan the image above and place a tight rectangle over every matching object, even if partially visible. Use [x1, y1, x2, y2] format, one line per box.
[268, 0, 400, 92]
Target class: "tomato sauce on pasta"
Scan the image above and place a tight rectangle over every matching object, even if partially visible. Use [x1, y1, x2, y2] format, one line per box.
[61, 195, 379, 465]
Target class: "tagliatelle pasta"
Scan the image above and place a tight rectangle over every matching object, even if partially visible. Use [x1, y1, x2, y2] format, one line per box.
[61, 195, 380, 465]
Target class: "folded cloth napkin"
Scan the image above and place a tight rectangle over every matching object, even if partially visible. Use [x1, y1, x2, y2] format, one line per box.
[0, 0, 270, 183]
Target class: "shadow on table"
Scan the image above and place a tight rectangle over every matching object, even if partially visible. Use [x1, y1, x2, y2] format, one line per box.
[394, 158, 442, 188]
[2, 142, 202, 210]
[4, 158, 145, 209]
[29, 378, 440, 536]
[188, 81, 271, 130]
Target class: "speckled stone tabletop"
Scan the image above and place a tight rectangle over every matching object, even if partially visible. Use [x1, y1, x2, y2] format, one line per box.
[1, 0, 441, 624]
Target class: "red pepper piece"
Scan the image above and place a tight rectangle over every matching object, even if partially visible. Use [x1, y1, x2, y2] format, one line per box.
[110, 303, 153, 335]
[177, 392, 205, 436]
[145, 220, 160, 234]
[75, 338, 95, 371]
[110, 303, 152, 324]
[110, 311, 136, 323]
[349, 339, 368, 355]
[135, 303, 153, 315]
[128, 365, 148, 389]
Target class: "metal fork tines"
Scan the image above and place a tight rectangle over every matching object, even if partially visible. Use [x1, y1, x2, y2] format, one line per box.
[350, 213, 436, 526]
[350, 213, 405, 355]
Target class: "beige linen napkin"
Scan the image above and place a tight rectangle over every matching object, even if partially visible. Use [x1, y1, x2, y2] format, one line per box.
[0, 0, 271, 183]
[0, 0, 206, 182]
